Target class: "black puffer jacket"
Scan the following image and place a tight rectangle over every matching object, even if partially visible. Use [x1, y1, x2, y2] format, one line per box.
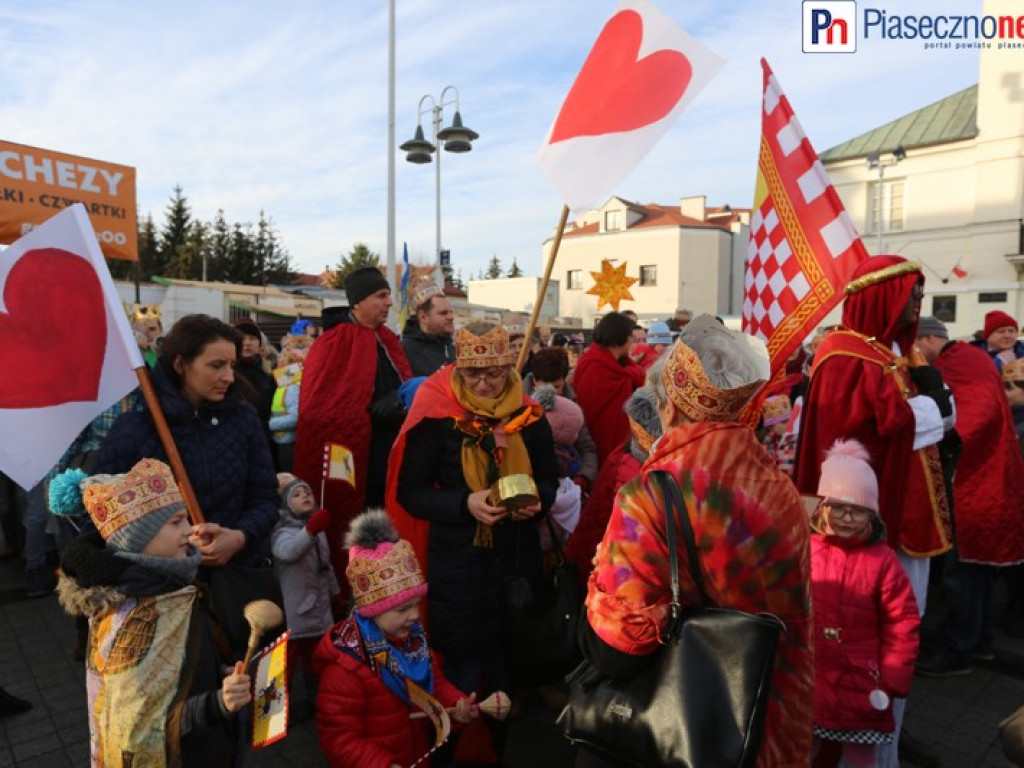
[401, 320, 456, 377]
[395, 415, 558, 666]
[95, 365, 278, 565]
[58, 532, 239, 767]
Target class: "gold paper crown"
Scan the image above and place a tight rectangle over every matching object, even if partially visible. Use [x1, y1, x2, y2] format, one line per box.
[346, 539, 427, 616]
[408, 276, 444, 311]
[845, 261, 923, 295]
[1003, 358, 1024, 382]
[82, 459, 184, 544]
[128, 302, 162, 323]
[662, 343, 765, 423]
[455, 325, 514, 369]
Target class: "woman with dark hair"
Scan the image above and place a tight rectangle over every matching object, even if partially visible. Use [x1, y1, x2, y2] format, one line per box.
[95, 314, 279, 568]
[571, 312, 645, 465]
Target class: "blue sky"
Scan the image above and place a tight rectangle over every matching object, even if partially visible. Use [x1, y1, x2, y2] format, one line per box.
[0, 1, 984, 279]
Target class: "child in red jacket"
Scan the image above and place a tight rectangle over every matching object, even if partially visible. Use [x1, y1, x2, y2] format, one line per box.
[810, 440, 921, 768]
[313, 509, 477, 768]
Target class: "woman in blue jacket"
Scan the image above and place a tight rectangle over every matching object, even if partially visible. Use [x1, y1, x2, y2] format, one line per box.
[96, 314, 278, 568]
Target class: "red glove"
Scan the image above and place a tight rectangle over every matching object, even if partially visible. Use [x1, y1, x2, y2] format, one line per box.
[572, 475, 592, 495]
[306, 507, 331, 536]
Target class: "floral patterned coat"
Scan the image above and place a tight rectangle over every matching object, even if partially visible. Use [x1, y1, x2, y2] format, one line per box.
[586, 421, 814, 768]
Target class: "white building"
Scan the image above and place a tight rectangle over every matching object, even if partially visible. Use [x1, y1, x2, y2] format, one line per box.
[822, 0, 1023, 338]
[546, 195, 750, 327]
[467, 276, 560, 319]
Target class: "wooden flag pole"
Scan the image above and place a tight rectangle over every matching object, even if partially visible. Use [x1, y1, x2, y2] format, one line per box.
[134, 366, 206, 525]
[516, 205, 571, 373]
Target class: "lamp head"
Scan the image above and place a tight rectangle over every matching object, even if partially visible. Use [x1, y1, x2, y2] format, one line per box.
[438, 111, 479, 153]
[400, 124, 436, 164]
[893, 144, 907, 162]
[866, 150, 880, 169]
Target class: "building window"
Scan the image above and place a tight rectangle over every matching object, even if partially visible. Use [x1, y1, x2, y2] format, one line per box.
[604, 211, 622, 231]
[868, 180, 905, 233]
[567, 269, 582, 290]
[979, 292, 1008, 303]
[639, 265, 657, 286]
[932, 295, 956, 323]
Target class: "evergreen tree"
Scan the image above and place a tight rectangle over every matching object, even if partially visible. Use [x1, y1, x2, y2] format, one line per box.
[255, 211, 296, 285]
[157, 186, 193, 279]
[333, 242, 380, 288]
[207, 210, 232, 282]
[137, 214, 159, 280]
[486, 255, 502, 279]
[507, 257, 523, 278]
[226, 222, 258, 284]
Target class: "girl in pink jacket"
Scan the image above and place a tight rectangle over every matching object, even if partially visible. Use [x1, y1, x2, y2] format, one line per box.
[811, 440, 920, 768]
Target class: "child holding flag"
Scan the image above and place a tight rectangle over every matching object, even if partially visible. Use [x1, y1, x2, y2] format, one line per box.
[313, 509, 478, 767]
[271, 472, 341, 708]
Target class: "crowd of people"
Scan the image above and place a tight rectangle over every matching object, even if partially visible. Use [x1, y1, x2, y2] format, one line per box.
[2, 258, 1024, 767]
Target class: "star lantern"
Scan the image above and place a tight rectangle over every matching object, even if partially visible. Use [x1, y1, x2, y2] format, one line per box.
[587, 259, 638, 311]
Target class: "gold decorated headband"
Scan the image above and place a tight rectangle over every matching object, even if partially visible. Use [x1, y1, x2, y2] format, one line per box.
[628, 417, 655, 455]
[845, 261, 923, 295]
[662, 343, 765, 423]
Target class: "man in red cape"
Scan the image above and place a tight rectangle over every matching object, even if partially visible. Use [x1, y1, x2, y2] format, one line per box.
[914, 316, 1024, 675]
[292, 267, 411, 586]
[794, 255, 955, 768]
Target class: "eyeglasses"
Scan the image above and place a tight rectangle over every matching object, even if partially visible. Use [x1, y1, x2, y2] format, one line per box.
[461, 368, 509, 384]
[821, 503, 873, 521]
[1005, 380, 1024, 391]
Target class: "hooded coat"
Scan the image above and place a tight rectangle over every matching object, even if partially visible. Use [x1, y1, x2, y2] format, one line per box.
[572, 344, 645, 466]
[794, 256, 952, 556]
[402, 316, 456, 377]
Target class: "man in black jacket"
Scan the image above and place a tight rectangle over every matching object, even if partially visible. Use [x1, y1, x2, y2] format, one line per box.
[402, 280, 456, 376]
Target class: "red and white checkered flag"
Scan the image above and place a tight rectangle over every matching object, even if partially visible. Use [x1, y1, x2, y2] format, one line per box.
[742, 59, 867, 388]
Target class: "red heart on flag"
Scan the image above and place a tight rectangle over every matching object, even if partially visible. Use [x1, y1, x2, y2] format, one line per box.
[0, 247, 107, 408]
[549, 9, 693, 144]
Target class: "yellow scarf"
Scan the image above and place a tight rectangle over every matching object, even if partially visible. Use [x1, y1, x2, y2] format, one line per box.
[451, 370, 542, 546]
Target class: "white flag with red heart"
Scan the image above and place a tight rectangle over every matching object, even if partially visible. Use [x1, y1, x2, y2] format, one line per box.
[0, 204, 144, 490]
[537, 0, 725, 212]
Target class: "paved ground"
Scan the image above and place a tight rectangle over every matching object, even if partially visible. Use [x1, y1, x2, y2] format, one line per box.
[1, 553, 1022, 767]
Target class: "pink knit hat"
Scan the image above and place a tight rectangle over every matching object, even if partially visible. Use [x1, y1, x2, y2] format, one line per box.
[534, 384, 584, 445]
[816, 439, 879, 512]
[344, 510, 427, 618]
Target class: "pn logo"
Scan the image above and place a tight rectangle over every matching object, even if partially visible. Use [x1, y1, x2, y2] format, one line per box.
[803, 1, 857, 53]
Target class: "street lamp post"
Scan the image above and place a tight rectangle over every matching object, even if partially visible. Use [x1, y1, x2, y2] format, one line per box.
[866, 144, 906, 253]
[400, 86, 478, 282]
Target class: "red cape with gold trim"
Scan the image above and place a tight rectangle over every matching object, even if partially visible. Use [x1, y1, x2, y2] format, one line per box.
[935, 342, 1024, 564]
[794, 329, 952, 556]
[293, 318, 411, 582]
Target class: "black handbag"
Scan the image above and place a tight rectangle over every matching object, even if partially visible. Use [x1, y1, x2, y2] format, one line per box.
[502, 518, 584, 690]
[558, 470, 784, 768]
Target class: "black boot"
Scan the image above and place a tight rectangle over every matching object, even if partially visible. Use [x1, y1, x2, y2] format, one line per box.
[0, 687, 32, 717]
[898, 726, 942, 767]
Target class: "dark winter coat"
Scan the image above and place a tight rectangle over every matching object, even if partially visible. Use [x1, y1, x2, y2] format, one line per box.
[401, 318, 456, 377]
[95, 365, 279, 565]
[812, 521, 920, 734]
[234, 355, 278, 456]
[58, 531, 239, 768]
[311, 625, 465, 768]
[395, 416, 558, 663]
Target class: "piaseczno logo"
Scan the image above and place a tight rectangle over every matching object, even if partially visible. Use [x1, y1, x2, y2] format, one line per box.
[803, 1, 857, 53]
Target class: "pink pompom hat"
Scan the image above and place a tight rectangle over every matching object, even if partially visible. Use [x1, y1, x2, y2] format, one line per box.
[816, 439, 879, 513]
[344, 509, 427, 618]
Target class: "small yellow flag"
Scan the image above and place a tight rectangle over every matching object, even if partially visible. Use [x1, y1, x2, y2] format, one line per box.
[251, 631, 290, 749]
[324, 443, 356, 487]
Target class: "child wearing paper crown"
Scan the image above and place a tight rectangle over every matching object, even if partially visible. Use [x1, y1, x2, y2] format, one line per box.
[56, 459, 251, 768]
[810, 440, 920, 768]
[312, 509, 478, 768]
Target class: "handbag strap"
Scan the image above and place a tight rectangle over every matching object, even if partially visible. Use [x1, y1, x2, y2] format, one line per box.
[651, 470, 710, 622]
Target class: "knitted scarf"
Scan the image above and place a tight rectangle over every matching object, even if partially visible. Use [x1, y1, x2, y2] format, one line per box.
[451, 370, 542, 547]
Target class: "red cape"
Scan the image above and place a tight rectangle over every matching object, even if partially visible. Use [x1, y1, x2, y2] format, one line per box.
[572, 344, 645, 466]
[935, 343, 1024, 564]
[292, 319, 411, 583]
[794, 330, 951, 556]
